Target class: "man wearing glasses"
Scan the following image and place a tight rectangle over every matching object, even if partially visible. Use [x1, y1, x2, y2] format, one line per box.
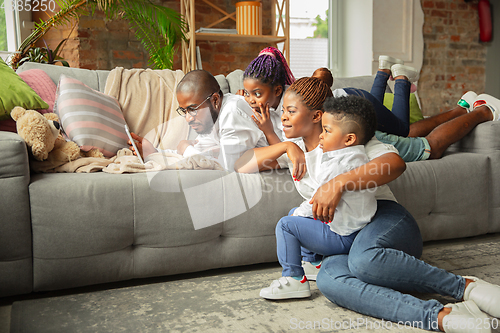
[129, 70, 270, 171]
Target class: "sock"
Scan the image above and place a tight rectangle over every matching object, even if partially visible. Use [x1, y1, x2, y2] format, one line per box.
[310, 260, 322, 266]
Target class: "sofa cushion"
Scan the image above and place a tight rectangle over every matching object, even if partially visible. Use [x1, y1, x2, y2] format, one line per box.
[215, 74, 230, 94]
[55, 74, 129, 157]
[18, 69, 58, 113]
[226, 69, 244, 93]
[332, 75, 386, 93]
[0, 58, 49, 121]
[16, 62, 110, 92]
[383, 92, 424, 124]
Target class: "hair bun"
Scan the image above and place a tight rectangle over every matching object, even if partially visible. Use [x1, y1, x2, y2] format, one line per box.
[311, 68, 334, 88]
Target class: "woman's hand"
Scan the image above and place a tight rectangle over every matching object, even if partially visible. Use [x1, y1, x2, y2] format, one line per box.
[285, 142, 306, 181]
[177, 140, 199, 155]
[310, 179, 343, 222]
[308, 152, 406, 222]
[235, 89, 245, 96]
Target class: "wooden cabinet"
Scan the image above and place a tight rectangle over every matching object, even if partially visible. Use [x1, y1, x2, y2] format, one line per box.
[180, 0, 289, 73]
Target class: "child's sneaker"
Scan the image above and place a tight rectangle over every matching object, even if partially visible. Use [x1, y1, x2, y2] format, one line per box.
[457, 91, 477, 112]
[391, 64, 419, 82]
[378, 55, 404, 70]
[302, 261, 321, 281]
[259, 276, 311, 300]
[473, 94, 500, 121]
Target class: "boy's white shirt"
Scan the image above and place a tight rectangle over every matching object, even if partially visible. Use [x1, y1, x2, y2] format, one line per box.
[159, 94, 269, 171]
[277, 136, 399, 205]
[292, 145, 377, 236]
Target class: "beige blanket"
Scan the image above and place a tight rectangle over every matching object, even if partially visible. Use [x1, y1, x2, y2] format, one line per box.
[52, 149, 224, 173]
[104, 67, 190, 150]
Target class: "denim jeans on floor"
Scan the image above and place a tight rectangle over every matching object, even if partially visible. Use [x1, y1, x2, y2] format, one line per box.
[316, 200, 465, 332]
[343, 71, 411, 137]
[276, 208, 358, 277]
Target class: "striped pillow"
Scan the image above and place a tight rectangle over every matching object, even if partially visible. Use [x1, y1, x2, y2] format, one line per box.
[54, 74, 128, 157]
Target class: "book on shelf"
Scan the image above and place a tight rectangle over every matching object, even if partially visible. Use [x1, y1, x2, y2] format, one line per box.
[195, 28, 238, 34]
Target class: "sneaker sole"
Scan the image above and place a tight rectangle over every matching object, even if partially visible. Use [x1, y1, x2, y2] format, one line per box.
[260, 290, 312, 300]
[305, 274, 317, 281]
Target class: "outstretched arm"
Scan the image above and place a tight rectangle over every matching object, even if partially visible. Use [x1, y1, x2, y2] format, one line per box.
[310, 152, 406, 222]
[234, 141, 307, 180]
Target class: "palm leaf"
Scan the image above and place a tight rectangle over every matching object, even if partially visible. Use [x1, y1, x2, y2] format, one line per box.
[119, 0, 186, 69]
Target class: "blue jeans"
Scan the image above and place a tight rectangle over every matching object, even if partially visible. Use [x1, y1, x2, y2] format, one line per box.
[316, 200, 466, 332]
[276, 208, 358, 277]
[344, 71, 411, 137]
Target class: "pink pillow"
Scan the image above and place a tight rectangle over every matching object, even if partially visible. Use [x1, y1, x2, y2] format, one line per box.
[0, 69, 57, 133]
[18, 69, 57, 114]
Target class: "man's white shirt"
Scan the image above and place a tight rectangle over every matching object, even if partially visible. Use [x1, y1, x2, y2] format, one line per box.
[176, 94, 269, 171]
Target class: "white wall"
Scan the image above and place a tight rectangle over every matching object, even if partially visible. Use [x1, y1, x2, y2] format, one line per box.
[329, 0, 424, 78]
[342, 0, 373, 77]
[485, 2, 500, 97]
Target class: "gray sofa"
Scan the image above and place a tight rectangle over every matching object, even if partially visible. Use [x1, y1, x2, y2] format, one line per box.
[1, 62, 499, 298]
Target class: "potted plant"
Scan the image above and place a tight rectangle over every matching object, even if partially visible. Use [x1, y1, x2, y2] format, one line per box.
[9, 0, 186, 70]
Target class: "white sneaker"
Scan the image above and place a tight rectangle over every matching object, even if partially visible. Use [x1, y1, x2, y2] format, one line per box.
[457, 91, 477, 112]
[391, 64, 419, 82]
[442, 300, 491, 333]
[379, 55, 404, 70]
[259, 276, 311, 300]
[463, 276, 500, 318]
[472, 94, 500, 121]
[302, 261, 321, 281]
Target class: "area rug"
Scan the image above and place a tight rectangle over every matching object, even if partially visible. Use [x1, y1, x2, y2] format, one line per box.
[10, 234, 500, 333]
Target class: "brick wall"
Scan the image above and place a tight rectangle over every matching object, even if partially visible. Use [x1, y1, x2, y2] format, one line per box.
[418, 0, 487, 116]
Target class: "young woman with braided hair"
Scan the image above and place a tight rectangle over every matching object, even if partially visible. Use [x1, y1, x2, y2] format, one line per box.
[235, 76, 500, 332]
[236, 47, 295, 145]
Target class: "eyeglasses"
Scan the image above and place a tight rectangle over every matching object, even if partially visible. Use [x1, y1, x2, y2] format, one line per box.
[176, 94, 213, 117]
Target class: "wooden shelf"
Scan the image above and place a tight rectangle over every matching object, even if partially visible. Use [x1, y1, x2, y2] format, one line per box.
[180, 0, 290, 73]
[194, 33, 287, 44]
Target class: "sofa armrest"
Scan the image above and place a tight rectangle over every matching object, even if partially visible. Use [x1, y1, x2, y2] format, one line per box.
[0, 131, 33, 296]
[446, 121, 500, 154]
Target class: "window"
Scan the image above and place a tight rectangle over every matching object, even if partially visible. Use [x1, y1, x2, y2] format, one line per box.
[288, 0, 329, 78]
[1, 0, 31, 61]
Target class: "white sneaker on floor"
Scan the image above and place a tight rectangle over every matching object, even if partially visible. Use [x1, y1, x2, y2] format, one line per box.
[457, 91, 477, 112]
[391, 64, 419, 82]
[442, 300, 491, 333]
[463, 276, 500, 318]
[472, 94, 500, 121]
[378, 55, 404, 70]
[302, 261, 321, 281]
[259, 276, 311, 300]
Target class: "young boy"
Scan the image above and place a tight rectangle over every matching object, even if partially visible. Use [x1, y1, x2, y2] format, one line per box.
[260, 94, 379, 300]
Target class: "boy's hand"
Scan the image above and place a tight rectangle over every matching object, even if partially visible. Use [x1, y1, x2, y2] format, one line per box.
[177, 140, 199, 155]
[251, 103, 274, 136]
[285, 142, 306, 181]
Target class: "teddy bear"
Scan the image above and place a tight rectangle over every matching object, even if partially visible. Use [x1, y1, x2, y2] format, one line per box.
[10, 106, 104, 172]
